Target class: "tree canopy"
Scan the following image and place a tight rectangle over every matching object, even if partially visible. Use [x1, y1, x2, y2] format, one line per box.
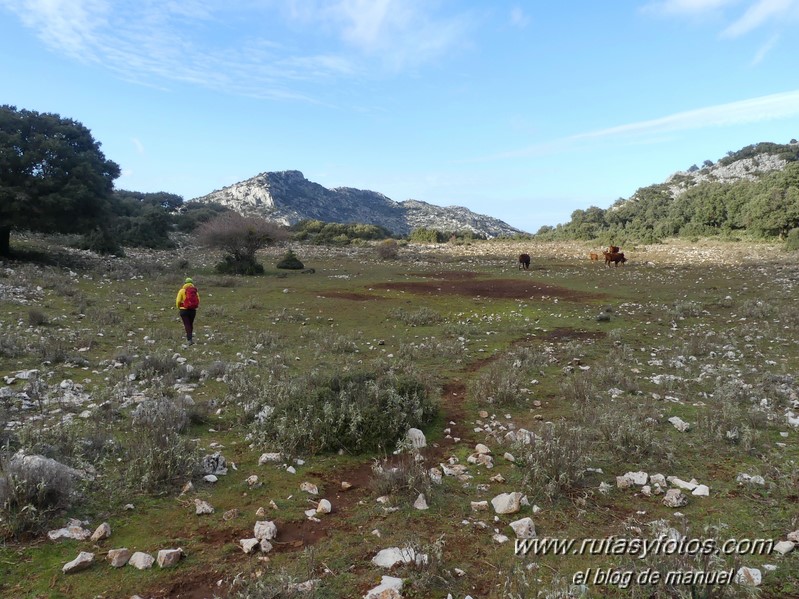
[0, 105, 121, 256]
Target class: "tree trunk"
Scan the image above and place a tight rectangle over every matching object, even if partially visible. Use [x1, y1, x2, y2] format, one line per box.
[0, 227, 9, 258]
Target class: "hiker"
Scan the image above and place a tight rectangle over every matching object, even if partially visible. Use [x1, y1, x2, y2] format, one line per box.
[176, 277, 200, 344]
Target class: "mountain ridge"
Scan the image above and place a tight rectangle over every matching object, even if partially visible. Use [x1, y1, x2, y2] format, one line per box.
[192, 170, 524, 238]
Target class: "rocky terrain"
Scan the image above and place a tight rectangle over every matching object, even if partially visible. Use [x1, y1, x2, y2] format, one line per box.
[192, 170, 525, 238]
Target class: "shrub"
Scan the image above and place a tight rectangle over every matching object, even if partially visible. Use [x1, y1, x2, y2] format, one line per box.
[785, 228, 799, 251]
[250, 365, 438, 456]
[389, 306, 443, 326]
[0, 453, 77, 537]
[370, 455, 434, 502]
[520, 420, 591, 501]
[376, 239, 399, 260]
[276, 249, 305, 270]
[215, 254, 265, 275]
[469, 358, 527, 407]
[123, 394, 200, 493]
[27, 309, 48, 327]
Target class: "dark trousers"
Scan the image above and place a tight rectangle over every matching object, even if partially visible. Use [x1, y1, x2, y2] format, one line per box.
[179, 309, 196, 341]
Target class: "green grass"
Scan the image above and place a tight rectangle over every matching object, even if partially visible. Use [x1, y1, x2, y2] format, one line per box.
[1, 239, 798, 597]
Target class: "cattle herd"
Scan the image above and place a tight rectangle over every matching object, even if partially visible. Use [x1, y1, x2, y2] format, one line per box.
[518, 246, 626, 270]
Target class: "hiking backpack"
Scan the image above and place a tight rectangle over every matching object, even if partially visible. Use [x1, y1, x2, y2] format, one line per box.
[183, 286, 199, 309]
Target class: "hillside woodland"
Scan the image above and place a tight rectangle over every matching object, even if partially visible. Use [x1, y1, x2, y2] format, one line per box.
[541, 142, 799, 246]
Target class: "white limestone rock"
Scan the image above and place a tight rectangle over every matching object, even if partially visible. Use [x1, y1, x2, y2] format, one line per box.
[62, 551, 94, 574]
[364, 575, 404, 599]
[491, 492, 522, 514]
[735, 566, 762, 586]
[405, 428, 427, 449]
[194, 498, 214, 515]
[253, 520, 277, 542]
[128, 552, 155, 570]
[413, 494, 429, 510]
[668, 416, 691, 432]
[663, 488, 688, 508]
[157, 548, 183, 568]
[107, 548, 131, 568]
[316, 499, 332, 514]
[509, 517, 536, 539]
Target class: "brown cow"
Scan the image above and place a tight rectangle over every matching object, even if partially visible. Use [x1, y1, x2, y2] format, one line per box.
[603, 251, 626, 267]
[608, 245, 620, 254]
[589, 252, 599, 261]
[518, 253, 531, 270]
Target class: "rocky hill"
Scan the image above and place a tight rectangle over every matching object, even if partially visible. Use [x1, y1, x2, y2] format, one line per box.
[191, 170, 524, 237]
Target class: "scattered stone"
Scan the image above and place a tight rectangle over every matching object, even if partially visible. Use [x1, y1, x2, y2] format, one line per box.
[372, 547, 427, 568]
[48, 519, 91, 541]
[413, 494, 429, 510]
[203, 474, 218, 483]
[253, 520, 277, 542]
[62, 551, 94, 574]
[663, 489, 688, 508]
[240, 538, 260, 554]
[341, 481, 353, 491]
[405, 428, 427, 449]
[491, 492, 522, 514]
[509, 517, 536, 539]
[364, 575, 403, 599]
[735, 566, 762, 586]
[300, 481, 319, 495]
[692, 484, 710, 497]
[666, 476, 697, 491]
[258, 452, 283, 465]
[124, 504, 135, 511]
[246, 475, 261, 488]
[773, 540, 795, 555]
[194, 498, 214, 515]
[471, 501, 489, 511]
[474, 443, 491, 455]
[128, 552, 155, 570]
[490, 473, 506, 483]
[317, 499, 332, 514]
[90, 522, 111, 542]
[668, 416, 691, 432]
[157, 548, 183, 568]
[493, 533, 510, 544]
[503, 452, 515, 462]
[201, 452, 228, 475]
[787, 530, 799, 543]
[180, 481, 194, 495]
[107, 548, 131, 568]
[736, 473, 766, 486]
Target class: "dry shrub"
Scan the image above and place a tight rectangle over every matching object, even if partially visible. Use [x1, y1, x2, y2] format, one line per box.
[520, 420, 591, 501]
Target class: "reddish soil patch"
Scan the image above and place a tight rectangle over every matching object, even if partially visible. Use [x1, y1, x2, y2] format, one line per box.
[318, 291, 383, 301]
[375, 278, 605, 301]
[541, 327, 607, 342]
[409, 271, 482, 280]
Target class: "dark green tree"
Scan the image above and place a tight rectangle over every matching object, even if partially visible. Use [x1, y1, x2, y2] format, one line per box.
[0, 105, 120, 256]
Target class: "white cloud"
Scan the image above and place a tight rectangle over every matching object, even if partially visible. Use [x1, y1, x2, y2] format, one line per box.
[488, 90, 799, 160]
[0, 0, 472, 98]
[643, 0, 739, 16]
[722, 0, 795, 37]
[132, 137, 145, 154]
[749, 32, 780, 64]
[572, 89, 799, 140]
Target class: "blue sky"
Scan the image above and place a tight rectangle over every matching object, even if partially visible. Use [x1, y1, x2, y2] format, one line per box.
[2, 0, 799, 234]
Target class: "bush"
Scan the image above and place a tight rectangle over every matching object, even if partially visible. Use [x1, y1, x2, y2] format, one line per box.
[250, 365, 438, 456]
[469, 358, 527, 407]
[0, 453, 77, 537]
[389, 307, 443, 326]
[123, 394, 200, 493]
[27, 309, 48, 327]
[376, 239, 399, 260]
[276, 249, 305, 270]
[520, 420, 591, 501]
[215, 254, 265, 275]
[786, 228, 799, 251]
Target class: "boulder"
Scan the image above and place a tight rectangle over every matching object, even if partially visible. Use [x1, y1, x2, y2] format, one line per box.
[413, 494, 428, 510]
[364, 575, 404, 599]
[372, 547, 427, 568]
[405, 428, 426, 449]
[316, 499, 332, 514]
[194, 498, 214, 515]
[253, 520, 277, 542]
[663, 489, 688, 508]
[128, 552, 155, 570]
[240, 538, 259, 554]
[201, 452, 228, 476]
[90, 522, 111, 542]
[107, 548, 131, 568]
[509, 517, 536, 539]
[668, 416, 691, 432]
[62, 551, 94, 574]
[491, 492, 522, 514]
[48, 519, 91, 541]
[157, 548, 183, 568]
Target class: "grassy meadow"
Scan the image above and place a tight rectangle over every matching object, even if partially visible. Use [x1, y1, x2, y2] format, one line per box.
[1, 236, 798, 598]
